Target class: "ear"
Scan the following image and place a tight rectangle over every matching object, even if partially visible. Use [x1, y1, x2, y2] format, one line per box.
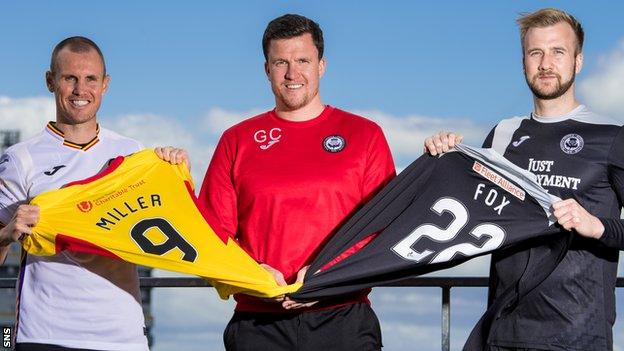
[102, 75, 111, 94]
[45, 71, 55, 92]
[318, 57, 326, 78]
[264, 61, 270, 79]
[575, 52, 583, 74]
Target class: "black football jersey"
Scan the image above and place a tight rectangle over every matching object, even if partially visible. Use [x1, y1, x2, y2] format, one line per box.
[292, 144, 562, 301]
[482, 105, 624, 351]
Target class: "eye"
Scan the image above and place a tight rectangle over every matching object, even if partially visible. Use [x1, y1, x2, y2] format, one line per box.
[298, 59, 310, 64]
[64, 76, 77, 82]
[274, 60, 287, 67]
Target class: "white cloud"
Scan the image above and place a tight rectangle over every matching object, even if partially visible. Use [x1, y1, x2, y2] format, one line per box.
[354, 109, 490, 166]
[579, 39, 624, 119]
[103, 113, 215, 184]
[201, 107, 264, 137]
[0, 96, 54, 139]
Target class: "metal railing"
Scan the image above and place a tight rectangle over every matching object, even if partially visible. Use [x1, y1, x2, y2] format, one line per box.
[2, 277, 624, 351]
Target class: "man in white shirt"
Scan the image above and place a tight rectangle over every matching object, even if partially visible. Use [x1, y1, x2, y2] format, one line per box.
[0, 36, 187, 351]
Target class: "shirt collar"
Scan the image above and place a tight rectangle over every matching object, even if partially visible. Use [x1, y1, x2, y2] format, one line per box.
[45, 121, 100, 151]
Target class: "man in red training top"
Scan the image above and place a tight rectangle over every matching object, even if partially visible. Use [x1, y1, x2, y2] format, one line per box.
[199, 13, 395, 351]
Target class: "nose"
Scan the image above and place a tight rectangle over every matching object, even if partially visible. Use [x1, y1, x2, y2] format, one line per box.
[72, 79, 86, 95]
[285, 63, 299, 80]
[539, 53, 553, 72]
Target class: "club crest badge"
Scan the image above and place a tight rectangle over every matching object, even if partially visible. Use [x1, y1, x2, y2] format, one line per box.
[323, 135, 346, 153]
[560, 134, 584, 154]
[77, 201, 93, 213]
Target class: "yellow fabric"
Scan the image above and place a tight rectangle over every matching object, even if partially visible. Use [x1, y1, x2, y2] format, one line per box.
[27, 149, 301, 298]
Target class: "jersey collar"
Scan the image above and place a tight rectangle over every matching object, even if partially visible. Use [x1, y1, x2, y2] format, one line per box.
[531, 104, 586, 124]
[45, 122, 100, 151]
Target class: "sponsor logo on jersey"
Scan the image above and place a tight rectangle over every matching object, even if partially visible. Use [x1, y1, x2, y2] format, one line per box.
[254, 128, 282, 150]
[77, 201, 93, 213]
[43, 165, 66, 176]
[93, 179, 147, 206]
[512, 135, 531, 147]
[560, 134, 584, 154]
[526, 159, 581, 190]
[472, 161, 525, 200]
[323, 135, 346, 153]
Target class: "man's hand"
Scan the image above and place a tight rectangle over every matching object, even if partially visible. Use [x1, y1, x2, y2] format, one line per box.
[553, 199, 604, 239]
[423, 131, 463, 156]
[260, 263, 287, 302]
[282, 266, 318, 310]
[154, 146, 191, 171]
[0, 205, 40, 247]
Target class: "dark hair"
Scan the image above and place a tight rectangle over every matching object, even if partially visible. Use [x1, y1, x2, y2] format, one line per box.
[262, 14, 324, 60]
[50, 36, 107, 75]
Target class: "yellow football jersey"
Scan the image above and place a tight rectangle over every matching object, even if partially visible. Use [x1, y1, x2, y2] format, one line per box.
[26, 149, 301, 298]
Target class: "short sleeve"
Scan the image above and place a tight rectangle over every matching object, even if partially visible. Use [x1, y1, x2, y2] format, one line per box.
[0, 152, 28, 225]
[362, 123, 396, 202]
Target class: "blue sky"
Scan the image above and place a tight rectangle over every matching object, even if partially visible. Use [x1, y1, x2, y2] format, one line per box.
[2, 1, 624, 350]
[2, 1, 624, 123]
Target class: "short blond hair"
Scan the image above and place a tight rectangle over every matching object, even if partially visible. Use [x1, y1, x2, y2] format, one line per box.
[517, 8, 584, 54]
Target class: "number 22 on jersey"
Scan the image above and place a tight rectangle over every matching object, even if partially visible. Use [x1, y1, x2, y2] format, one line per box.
[392, 197, 506, 263]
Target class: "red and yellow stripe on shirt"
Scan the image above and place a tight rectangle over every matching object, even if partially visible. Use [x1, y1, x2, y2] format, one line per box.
[25, 149, 300, 298]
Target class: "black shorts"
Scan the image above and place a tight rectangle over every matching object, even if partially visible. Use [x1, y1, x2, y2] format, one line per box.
[15, 344, 100, 351]
[224, 303, 382, 351]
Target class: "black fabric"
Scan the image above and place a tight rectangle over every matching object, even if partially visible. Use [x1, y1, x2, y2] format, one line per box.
[292, 145, 561, 301]
[481, 116, 624, 350]
[223, 303, 382, 351]
[463, 232, 572, 350]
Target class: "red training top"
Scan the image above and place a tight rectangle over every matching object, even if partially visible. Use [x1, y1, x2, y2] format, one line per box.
[199, 106, 395, 312]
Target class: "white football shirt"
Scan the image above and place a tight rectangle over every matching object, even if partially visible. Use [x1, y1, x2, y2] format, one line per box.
[0, 122, 149, 350]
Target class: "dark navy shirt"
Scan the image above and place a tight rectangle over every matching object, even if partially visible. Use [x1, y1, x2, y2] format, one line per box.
[484, 105, 624, 351]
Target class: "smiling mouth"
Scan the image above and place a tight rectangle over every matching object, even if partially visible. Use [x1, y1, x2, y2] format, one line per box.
[70, 100, 90, 107]
[285, 84, 303, 90]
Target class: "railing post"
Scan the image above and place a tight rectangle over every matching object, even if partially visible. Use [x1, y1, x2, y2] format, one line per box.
[442, 286, 451, 351]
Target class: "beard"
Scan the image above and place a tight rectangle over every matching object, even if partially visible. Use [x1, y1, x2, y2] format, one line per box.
[274, 85, 319, 112]
[525, 63, 576, 100]
[280, 94, 309, 111]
